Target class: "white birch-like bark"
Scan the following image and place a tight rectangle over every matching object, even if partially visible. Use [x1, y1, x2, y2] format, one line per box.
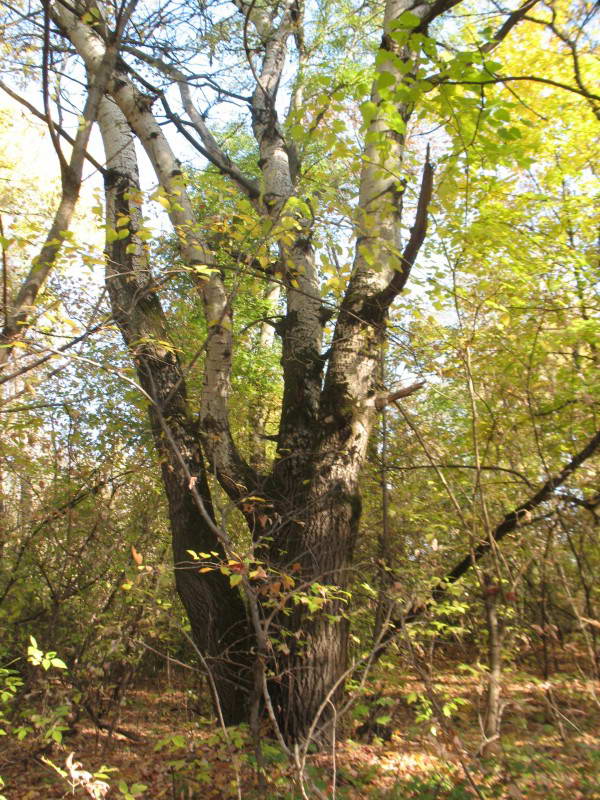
[236, 0, 324, 473]
[51, 2, 255, 498]
[322, 0, 439, 426]
[51, 6, 209, 266]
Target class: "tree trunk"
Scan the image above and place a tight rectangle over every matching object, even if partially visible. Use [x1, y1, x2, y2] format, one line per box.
[482, 574, 503, 757]
[264, 395, 372, 743]
[97, 97, 252, 724]
[246, 0, 442, 744]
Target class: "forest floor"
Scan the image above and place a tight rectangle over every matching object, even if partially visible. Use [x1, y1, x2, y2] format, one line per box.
[2, 661, 600, 799]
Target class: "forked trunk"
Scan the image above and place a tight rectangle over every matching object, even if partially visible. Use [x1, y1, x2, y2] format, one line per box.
[49, 0, 442, 746]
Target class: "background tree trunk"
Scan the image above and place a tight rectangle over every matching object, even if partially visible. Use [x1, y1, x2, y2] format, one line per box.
[482, 574, 503, 756]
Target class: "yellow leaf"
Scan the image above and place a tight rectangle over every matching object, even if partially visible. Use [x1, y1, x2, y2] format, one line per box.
[282, 575, 295, 590]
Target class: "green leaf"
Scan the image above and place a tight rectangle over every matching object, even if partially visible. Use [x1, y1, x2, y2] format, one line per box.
[484, 60, 502, 72]
[393, 10, 421, 29]
[359, 100, 378, 125]
[376, 71, 396, 91]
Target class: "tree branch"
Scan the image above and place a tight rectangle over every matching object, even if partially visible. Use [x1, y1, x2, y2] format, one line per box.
[0, 81, 107, 176]
[484, 0, 540, 51]
[178, 82, 260, 202]
[0, 44, 116, 366]
[120, 45, 260, 199]
[384, 461, 534, 488]
[442, 74, 600, 105]
[414, 0, 465, 31]
[409, 426, 600, 618]
[375, 148, 434, 310]
[368, 427, 600, 664]
[51, 1, 258, 501]
[231, 0, 325, 482]
[375, 380, 425, 409]
[522, 9, 600, 120]
[425, 0, 541, 87]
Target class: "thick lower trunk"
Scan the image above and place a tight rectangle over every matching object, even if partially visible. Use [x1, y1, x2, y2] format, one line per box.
[272, 606, 350, 744]
[266, 438, 364, 744]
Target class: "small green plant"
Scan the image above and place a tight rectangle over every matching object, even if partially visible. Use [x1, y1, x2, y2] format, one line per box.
[0, 665, 23, 734]
[20, 704, 71, 744]
[379, 773, 472, 800]
[117, 779, 149, 799]
[0, 636, 72, 794]
[0, 664, 24, 797]
[27, 636, 68, 671]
